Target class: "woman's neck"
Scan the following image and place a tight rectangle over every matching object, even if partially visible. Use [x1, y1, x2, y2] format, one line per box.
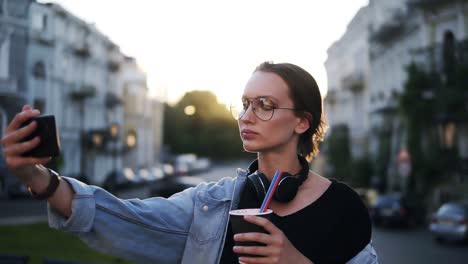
[257, 152, 303, 181]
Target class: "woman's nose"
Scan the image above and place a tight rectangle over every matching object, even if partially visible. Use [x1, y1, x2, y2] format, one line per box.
[240, 103, 255, 122]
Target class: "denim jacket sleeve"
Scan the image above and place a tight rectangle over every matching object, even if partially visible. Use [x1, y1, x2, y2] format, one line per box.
[346, 242, 379, 264]
[47, 177, 197, 264]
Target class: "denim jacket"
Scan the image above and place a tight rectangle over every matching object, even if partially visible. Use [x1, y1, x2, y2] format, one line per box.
[48, 169, 378, 264]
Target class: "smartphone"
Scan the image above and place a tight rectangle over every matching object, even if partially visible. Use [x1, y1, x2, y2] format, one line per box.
[20, 115, 61, 158]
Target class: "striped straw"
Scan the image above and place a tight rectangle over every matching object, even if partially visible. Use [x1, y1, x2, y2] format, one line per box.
[259, 169, 283, 212]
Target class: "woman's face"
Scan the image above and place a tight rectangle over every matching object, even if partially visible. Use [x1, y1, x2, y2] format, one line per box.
[238, 71, 306, 154]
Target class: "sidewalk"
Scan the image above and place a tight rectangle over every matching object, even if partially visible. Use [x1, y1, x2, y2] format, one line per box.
[0, 199, 48, 226]
[0, 215, 48, 225]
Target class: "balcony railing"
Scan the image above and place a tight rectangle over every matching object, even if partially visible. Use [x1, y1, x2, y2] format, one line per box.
[409, 39, 468, 73]
[105, 92, 123, 109]
[370, 10, 408, 44]
[0, 77, 18, 95]
[341, 71, 365, 93]
[69, 85, 96, 101]
[73, 43, 91, 58]
[407, 0, 459, 10]
[31, 30, 55, 47]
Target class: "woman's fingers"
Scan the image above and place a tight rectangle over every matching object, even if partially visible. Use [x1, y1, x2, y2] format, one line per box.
[243, 215, 280, 235]
[237, 255, 272, 264]
[1, 121, 38, 148]
[22, 105, 32, 112]
[6, 155, 51, 169]
[233, 245, 272, 258]
[234, 232, 271, 245]
[5, 108, 40, 135]
[3, 136, 41, 156]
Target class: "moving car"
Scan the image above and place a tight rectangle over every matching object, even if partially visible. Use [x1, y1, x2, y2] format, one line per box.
[429, 200, 468, 243]
[370, 193, 421, 228]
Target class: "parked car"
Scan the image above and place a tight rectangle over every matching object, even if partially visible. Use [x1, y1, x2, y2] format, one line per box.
[102, 168, 138, 191]
[191, 157, 211, 174]
[137, 168, 158, 183]
[174, 153, 197, 176]
[370, 193, 422, 228]
[429, 200, 468, 244]
[149, 176, 204, 198]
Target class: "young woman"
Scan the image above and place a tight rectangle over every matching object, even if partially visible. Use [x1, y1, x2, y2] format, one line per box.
[2, 62, 378, 264]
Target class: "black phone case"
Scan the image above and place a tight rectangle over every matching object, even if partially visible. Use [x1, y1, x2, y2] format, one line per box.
[20, 115, 61, 158]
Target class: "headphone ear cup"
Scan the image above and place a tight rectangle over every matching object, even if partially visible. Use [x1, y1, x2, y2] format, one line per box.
[274, 175, 299, 203]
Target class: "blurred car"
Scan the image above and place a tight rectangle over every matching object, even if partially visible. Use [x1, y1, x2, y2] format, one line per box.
[137, 168, 158, 183]
[149, 176, 204, 198]
[174, 153, 197, 176]
[191, 157, 211, 174]
[429, 200, 468, 243]
[162, 163, 174, 176]
[102, 168, 138, 191]
[150, 166, 165, 180]
[370, 193, 421, 228]
[6, 181, 30, 199]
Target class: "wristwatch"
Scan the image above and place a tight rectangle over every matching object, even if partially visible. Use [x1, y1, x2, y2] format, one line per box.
[28, 168, 60, 200]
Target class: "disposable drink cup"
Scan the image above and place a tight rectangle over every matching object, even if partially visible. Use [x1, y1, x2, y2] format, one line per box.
[229, 208, 273, 258]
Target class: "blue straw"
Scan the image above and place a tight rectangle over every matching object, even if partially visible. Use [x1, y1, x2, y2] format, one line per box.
[259, 169, 280, 212]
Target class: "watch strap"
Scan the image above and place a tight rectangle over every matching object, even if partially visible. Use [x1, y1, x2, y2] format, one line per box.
[29, 168, 60, 200]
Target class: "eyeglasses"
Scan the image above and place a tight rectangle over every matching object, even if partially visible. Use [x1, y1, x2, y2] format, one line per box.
[230, 97, 302, 121]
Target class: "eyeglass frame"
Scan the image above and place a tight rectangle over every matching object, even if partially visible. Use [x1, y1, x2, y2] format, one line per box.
[230, 96, 306, 121]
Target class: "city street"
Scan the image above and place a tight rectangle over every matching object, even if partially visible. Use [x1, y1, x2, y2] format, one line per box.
[1, 163, 467, 263]
[373, 227, 468, 263]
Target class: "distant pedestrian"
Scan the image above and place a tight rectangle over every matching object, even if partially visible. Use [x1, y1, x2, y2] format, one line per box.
[2, 62, 378, 263]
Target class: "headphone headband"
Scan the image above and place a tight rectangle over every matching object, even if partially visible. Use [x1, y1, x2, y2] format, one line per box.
[245, 155, 310, 203]
[246, 154, 309, 180]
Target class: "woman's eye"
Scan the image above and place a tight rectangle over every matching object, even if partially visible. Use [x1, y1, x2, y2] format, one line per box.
[259, 98, 274, 110]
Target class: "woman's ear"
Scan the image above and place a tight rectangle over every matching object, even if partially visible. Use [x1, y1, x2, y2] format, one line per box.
[295, 113, 312, 134]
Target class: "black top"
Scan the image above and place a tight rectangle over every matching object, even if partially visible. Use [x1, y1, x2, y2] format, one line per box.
[220, 179, 371, 264]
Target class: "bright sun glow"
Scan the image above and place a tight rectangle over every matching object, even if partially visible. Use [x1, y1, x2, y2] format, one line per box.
[45, 0, 369, 105]
[184, 105, 196, 116]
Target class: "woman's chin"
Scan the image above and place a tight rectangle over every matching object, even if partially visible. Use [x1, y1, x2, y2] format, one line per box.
[242, 143, 262, 153]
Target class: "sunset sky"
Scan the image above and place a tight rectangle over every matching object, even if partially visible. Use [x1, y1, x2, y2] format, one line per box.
[46, 0, 369, 105]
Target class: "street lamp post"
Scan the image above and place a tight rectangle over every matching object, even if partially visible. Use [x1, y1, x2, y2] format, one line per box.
[109, 123, 119, 173]
[397, 148, 412, 194]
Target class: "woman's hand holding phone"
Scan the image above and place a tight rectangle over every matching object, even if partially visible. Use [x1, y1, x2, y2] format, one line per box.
[1, 105, 52, 186]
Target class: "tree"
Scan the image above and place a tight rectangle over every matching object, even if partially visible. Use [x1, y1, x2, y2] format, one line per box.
[163, 90, 253, 160]
[327, 124, 352, 181]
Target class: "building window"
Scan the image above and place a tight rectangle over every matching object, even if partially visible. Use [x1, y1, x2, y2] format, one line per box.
[34, 99, 45, 113]
[33, 61, 46, 79]
[32, 13, 48, 31]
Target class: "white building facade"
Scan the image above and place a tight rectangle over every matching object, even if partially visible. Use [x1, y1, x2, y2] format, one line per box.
[23, 2, 163, 185]
[325, 6, 372, 159]
[325, 0, 468, 190]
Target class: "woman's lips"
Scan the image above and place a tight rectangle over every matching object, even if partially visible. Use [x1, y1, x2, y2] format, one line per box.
[241, 129, 258, 139]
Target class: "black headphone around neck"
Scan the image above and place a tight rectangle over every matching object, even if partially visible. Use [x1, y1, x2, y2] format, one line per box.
[245, 155, 310, 203]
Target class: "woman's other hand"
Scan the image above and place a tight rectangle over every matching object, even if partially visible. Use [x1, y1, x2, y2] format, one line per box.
[233, 215, 313, 264]
[1, 105, 51, 185]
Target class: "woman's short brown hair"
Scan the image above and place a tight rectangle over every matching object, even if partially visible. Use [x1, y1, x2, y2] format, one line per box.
[254, 61, 328, 160]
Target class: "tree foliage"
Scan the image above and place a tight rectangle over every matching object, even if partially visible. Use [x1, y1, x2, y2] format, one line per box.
[327, 124, 352, 181]
[163, 90, 254, 161]
[398, 42, 468, 198]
